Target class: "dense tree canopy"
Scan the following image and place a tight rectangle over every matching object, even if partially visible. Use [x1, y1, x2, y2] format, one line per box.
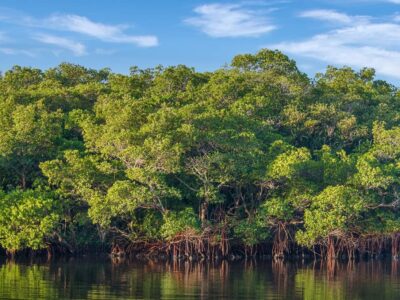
[1, 50, 399, 259]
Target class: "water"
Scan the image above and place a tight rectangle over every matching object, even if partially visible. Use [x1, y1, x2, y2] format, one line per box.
[0, 257, 399, 299]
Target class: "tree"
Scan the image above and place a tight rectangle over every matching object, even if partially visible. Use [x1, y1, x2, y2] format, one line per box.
[0, 189, 60, 253]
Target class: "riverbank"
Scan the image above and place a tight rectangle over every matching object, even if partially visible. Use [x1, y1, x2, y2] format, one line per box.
[2, 233, 400, 262]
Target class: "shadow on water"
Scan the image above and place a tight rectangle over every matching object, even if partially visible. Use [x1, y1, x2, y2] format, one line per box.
[0, 256, 399, 299]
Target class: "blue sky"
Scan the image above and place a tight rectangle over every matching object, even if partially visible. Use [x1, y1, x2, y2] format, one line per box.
[0, 0, 400, 83]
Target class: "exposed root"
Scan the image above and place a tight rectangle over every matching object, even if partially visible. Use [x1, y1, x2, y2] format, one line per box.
[106, 230, 400, 262]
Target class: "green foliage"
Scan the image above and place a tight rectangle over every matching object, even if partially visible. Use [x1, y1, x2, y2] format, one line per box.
[267, 146, 311, 180]
[297, 186, 365, 246]
[0, 49, 399, 254]
[160, 208, 200, 240]
[0, 190, 60, 251]
[233, 216, 269, 246]
[262, 197, 296, 221]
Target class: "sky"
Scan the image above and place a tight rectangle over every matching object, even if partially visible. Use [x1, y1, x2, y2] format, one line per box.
[0, 0, 400, 83]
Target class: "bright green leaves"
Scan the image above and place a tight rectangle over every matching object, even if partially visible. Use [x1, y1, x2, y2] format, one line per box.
[354, 122, 400, 190]
[355, 153, 395, 190]
[371, 122, 400, 160]
[0, 190, 60, 251]
[89, 181, 152, 227]
[1, 66, 43, 91]
[230, 49, 309, 96]
[267, 144, 311, 180]
[262, 197, 297, 222]
[281, 65, 396, 151]
[0, 101, 63, 188]
[293, 122, 400, 248]
[160, 208, 200, 240]
[297, 186, 365, 247]
[45, 63, 110, 87]
[41, 150, 122, 198]
[263, 142, 359, 244]
[0, 63, 116, 252]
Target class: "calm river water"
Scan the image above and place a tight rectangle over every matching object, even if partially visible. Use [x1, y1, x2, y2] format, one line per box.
[0, 257, 399, 299]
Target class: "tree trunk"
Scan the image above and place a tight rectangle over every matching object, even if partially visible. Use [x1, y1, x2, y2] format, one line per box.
[21, 173, 26, 189]
[200, 202, 208, 226]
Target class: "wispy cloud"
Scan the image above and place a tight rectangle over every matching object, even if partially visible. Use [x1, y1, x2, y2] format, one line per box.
[185, 3, 276, 37]
[44, 14, 158, 47]
[0, 8, 158, 56]
[0, 47, 35, 57]
[34, 34, 86, 56]
[0, 31, 34, 56]
[271, 11, 400, 79]
[299, 9, 362, 24]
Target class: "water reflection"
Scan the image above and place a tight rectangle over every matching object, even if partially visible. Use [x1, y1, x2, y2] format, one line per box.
[0, 257, 399, 299]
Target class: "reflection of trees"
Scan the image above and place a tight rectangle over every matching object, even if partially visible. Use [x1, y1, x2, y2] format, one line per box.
[0, 258, 399, 299]
[0, 263, 59, 299]
[294, 260, 400, 300]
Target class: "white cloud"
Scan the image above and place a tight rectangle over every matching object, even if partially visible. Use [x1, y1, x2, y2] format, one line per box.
[271, 12, 400, 79]
[45, 14, 158, 47]
[34, 34, 87, 56]
[388, 0, 400, 4]
[0, 9, 158, 50]
[185, 3, 276, 37]
[299, 9, 358, 24]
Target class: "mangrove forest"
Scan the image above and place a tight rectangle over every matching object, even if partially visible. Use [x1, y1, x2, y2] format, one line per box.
[1, 49, 400, 260]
